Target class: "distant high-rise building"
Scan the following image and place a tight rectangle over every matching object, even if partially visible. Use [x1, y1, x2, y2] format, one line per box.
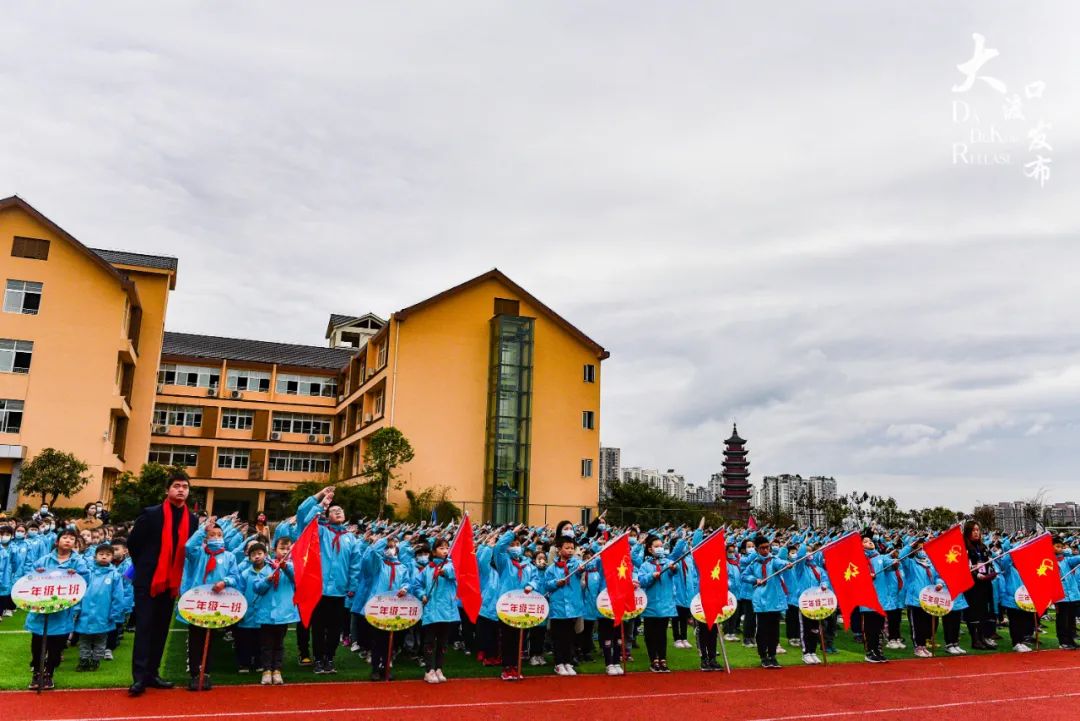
[720, 424, 752, 513]
[754, 474, 837, 526]
[708, 472, 725, 501]
[599, 447, 621, 499]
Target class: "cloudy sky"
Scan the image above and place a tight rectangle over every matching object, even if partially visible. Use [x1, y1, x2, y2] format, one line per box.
[2, 3, 1076, 509]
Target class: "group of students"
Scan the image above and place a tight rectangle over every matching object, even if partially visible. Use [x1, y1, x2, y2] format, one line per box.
[4, 479, 1080, 693]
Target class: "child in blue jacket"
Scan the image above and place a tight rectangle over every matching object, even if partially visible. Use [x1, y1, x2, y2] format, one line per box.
[544, 535, 584, 676]
[254, 536, 299, 685]
[636, 534, 679, 672]
[740, 533, 792, 669]
[23, 529, 89, 690]
[74, 544, 125, 671]
[180, 517, 241, 690]
[412, 537, 457, 684]
[493, 525, 538, 681]
[236, 542, 269, 674]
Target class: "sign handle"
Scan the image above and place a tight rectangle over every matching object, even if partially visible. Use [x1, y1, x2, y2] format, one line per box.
[385, 631, 394, 681]
[930, 616, 937, 656]
[818, 619, 828, 667]
[620, 621, 627, 672]
[1034, 612, 1039, 651]
[197, 628, 211, 691]
[37, 613, 49, 695]
[517, 628, 525, 679]
[717, 626, 731, 673]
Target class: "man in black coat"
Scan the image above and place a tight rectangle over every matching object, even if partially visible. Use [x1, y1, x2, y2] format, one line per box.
[126, 471, 198, 696]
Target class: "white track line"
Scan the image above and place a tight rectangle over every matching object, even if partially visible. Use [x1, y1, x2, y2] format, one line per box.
[746, 690, 1080, 721]
[31, 664, 1080, 721]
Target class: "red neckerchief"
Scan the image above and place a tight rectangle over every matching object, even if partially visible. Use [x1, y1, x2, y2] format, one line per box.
[810, 565, 821, 582]
[384, 559, 397, 589]
[511, 558, 524, 581]
[556, 559, 571, 577]
[203, 546, 225, 582]
[320, 521, 347, 552]
[762, 559, 787, 594]
[151, 501, 189, 598]
[429, 559, 446, 582]
[895, 565, 904, 591]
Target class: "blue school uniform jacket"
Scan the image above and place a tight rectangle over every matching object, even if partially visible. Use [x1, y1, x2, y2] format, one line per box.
[23, 551, 90, 636]
[478, 544, 501, 622]
[74, 563, 126, 634]
[899, 552, 937, 608]
[544, 557, 585, 619]
[252, 561, 300, 625]
[493, 532, 538, 596]
[176, 528, 241, 624]
[740, 552, 790, 613]
[637, 555, 677, 618]
[238, 564, 272, 629]
[297, 496, 362, 598]
[411, 558, 459, 625]
[362, 539, 413, 603]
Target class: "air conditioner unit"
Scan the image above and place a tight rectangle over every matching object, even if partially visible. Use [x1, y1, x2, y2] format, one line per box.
[336, 394, 345, 403]
[367, 369, 376, 379]
[363, 413, 373, 423]
[308, 434, 318, 443]
[230, 390, 242, 399]
[156, 383, 164, 393]
[206, 387, 217, 396]
[323, 435, 333, 443]
[153, 424, 168, 434]
[270, 432, 281, 441]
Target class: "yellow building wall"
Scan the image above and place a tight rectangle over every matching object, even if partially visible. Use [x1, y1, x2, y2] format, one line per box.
[0, 206, 164, 509]
[386, 277, 602, 524]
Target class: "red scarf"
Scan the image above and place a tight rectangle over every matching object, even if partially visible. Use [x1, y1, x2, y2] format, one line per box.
[203, 545, 225, 582]
[384, 559, 396, 589]
[511, 558, 524, 581]
[320, 521, 347, 552]
[762, 559, 787, 594]
[150, 501, 189, 598]
[894, 566, 904, 591]
[430, 560, 446, 582]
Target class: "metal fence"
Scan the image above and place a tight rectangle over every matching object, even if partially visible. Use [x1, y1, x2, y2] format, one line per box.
[428, 500, 728, 528]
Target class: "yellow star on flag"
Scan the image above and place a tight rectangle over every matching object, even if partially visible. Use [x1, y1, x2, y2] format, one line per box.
[617, 559, 629, 579]
[1036, 559, 1053, 577]
[844, 562, 859, 582]
[710, 561, 722, 581]
[944, 546, 960, 564]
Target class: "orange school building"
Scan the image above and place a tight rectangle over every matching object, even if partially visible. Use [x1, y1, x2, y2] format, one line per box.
[0, 197, 606, 523]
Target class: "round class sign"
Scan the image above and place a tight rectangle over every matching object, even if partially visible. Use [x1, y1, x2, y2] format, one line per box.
[177, 584, 248, 628]
[497, 589, 550, 629]
[596, 587, 648, 621]
[364, 592, 423, 631]
[798, 586, 839, 620]
[1014, 586, 1036, 613]
[12, 570, 87, 614]
[919, 585, 954, 617]
[690, 591, 738, 624]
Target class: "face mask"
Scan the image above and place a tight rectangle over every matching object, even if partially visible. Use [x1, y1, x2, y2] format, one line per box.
[535, 560, 547, 568]
[508, 547, 523, 559]
[206, 540, 224, 550]
[0, 536, 9, 545]
[385, 547, 397, 558]
[653, 548, 667, 559]
[416, 554, 429, 565]
[28, 530, 38, 537]
[788, 552, 797, 561]
[16, 532, 25, 540]
[597, 524, 607, 532]
[1065, 548, 1074, 556]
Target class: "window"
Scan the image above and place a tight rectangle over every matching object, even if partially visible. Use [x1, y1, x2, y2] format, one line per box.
[11, 237, 50, 260]
[581, 458, 593, 478]
[376, 342, 388, 368]
[4, 280, 42, 315]
[373, 392, 385, 417]
[217, 447, 250, 470]
[158, 363, 220, 388]
[147, 444, 198, 467]
[582, 410, 595, 430]
[0, 339, 33, 374]
[226, 368, 271, 392]
[268, 451, 331, 474]
[583, 364, 596, 383]
[152, 404, 203, 428]
[0, 399, 23, 433]
[275, 373, 337, 397]
[271, 412, 331, 435]
[221, 408, 254, 430]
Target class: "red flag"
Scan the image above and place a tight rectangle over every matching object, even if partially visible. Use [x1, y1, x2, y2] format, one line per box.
[823, 533, 883, 620]
[291, 518, 323, 626]
[599, 533, 637, 625]
[747, 515, 758, 531]
[923, 526, 974, 597]
[449, 514, 482, 624]
[691, 530, 727, 630]
[1009, 534, 1065, 615]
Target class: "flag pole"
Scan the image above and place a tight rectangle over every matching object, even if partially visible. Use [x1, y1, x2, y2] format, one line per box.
[36, 613, 48, 695]
[818, 621, 828, 667]
[620, 622, 627, 673]
[760, 531, 859, 582]
[718, 629, 731, 673]
[197, 628, 211, 691]
[517, 628, 525, 679]
[930, 616, 937, 656]
[970, 532, 1052, 573]
[385, 631, 394, 680]
[1034, 612, 1040, 651]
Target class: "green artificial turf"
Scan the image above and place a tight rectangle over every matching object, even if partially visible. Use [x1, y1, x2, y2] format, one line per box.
[0, 609, 1046, 691]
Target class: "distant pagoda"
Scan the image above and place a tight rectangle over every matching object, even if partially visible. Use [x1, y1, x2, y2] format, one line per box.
[720, 423, 752, 513]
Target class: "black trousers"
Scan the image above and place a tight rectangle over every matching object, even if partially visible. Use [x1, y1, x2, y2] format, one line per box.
[785, 605, 800, 641]
[30, 634, 67, 674]
[311, 595, 345, 662]
[234, 626, 259, 669]
[370, 628, 398, 672]
[577, 619, 595, 656]
[549, 618, 577, 665]
[296, 619, 310, 658]
[672, 606, 690, 641]
[908, 606, 933, 647]
[886, 608, 903, 641]
[528, 625, 546, 656]
[963, 579, 996, 642]
[643, 616, 669, 661]
[738, 599, 756, 641]
[943, 610, 963, 645]
[755, 611, 781, 660]
[849, 608, 862, 634]
[455, 607, 476, 651]
[477, 616, 500, 659]
[1006, 606, 1035, 645]
[259, 624, 287, 671]
[800, 615, 820, 654]
[861, 611, 884, 654]
[695, 620, 718, 661]
[187, 626, 214, 677]
[597, 617, 624, 665]
[500, 621, 522, 669]
[131, 588, 174, 683]
[422, 622, 452, 670]
[1056, 600, 1076, 646]
[822, 613, 837, 645]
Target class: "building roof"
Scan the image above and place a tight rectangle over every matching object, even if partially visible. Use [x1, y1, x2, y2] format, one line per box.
[325, 312, 387, 339]
[162, 331, 357, 371]
[725, 423, 746, 445]
[395, 268, 609, 360]
[90, 248, 178, 272]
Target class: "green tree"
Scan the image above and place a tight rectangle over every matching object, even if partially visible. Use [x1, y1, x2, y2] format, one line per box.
[869, 496, 908, 528]
[16, 448, 91, 507]
[288, 480, 390, 521]
[403, 486, 461, 524]
[109, 463, 196, 523]
[360, 426, 415, 517]
[910, 506, 962, 531]
[972, 504, 997, 531]
[602, 480, 712, 528]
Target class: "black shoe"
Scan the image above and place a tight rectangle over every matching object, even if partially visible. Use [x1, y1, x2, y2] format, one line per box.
[29, 674, 41, 691]
[658, 659, 671, 673]
[766, 658, 782, 669]
[91, 659, 100, 671]
[76, 659, 91, 672]
[325, 660, 337, 674]
[370, 669, 383, 682]
[700, 659, 712, 671]
[41, 674, 54, 690]
[147, 676, 175, 689]
[313, 660, 325, 674]
[649, 660, 662, 673]
[1060, 643, 1078, 650]
[742, 640, 755, 648]
[128, 681, 146, 697]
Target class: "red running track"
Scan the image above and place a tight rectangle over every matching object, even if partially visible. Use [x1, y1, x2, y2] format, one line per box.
[6, 651, 1080, 721]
